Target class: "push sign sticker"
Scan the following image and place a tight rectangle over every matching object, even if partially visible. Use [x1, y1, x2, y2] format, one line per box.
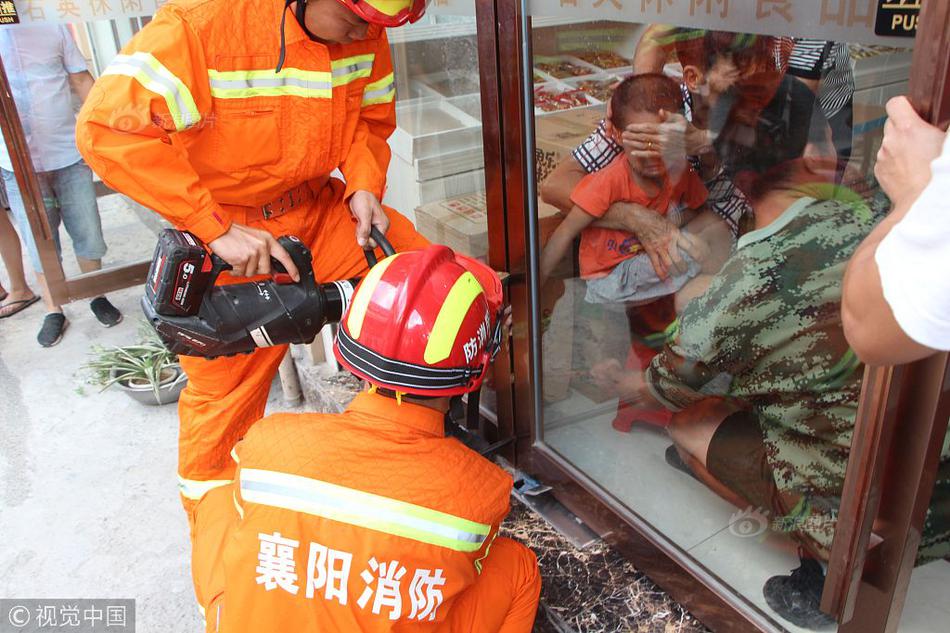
[0, 1, 19, 25]
[875, 0, 921, 38]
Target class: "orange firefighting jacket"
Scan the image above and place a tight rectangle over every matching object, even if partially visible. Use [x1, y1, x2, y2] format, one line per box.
[76, 0, 396, 245]
[192, 391, 513, 632]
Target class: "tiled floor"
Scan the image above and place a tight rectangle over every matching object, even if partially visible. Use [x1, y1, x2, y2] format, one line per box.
[542, 389, 950, 633]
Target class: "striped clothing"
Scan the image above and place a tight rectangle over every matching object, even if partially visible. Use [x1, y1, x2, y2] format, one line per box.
[787, 39, 854, 119]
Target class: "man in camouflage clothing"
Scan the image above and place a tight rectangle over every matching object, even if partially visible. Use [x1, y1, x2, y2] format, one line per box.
[646, 184, 875, 560]
[598, 159, 948, 628]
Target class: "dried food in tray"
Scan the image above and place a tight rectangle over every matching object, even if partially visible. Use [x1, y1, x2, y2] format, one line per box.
[534, 86, 591, 112]
[571, 78, 618, 103]
[535, 58, 592, 79]
[569, 50, 630, 69]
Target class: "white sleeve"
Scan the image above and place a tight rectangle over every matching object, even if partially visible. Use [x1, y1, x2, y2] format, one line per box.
[874, 132, 950, 350]
[60, 26, 88, 74]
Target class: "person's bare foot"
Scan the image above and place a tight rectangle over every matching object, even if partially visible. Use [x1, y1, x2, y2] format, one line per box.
[590, 358, 643, 402]
[0, 289, 40, 318]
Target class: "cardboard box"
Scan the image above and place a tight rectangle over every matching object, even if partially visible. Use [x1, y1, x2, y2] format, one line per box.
[415, 192, 490, 258]
[415, 195, 564, 259]
[534, 106, 604, 181]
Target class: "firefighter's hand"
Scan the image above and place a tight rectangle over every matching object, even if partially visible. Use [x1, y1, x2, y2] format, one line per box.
[208, 223, 300, 281]
[349, 190, 390, 249]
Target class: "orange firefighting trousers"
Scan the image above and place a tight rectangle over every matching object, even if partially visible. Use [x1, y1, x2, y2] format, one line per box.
[192, 487, 542, 633]
[177, 179, 429, 519]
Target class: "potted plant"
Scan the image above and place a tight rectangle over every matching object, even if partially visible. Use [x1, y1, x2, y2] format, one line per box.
[83, 324, 187, 406]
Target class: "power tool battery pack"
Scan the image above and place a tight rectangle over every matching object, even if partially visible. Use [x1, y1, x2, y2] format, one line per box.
[145, 230, 215, 317]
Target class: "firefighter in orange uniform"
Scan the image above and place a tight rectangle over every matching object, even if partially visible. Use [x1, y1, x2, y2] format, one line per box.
[75, 0, 432, 519]
[190, 245, 542, 632]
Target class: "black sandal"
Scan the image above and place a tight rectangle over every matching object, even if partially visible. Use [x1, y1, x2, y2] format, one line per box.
[0, 295, 41, 319]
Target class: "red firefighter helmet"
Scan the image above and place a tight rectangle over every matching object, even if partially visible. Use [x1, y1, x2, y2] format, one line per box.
[335, 0, 430, 27]
[335, 245, 503, 397]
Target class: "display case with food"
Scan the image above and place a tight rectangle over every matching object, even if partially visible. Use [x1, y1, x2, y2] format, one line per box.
[534, 85, 597, 113]
[534, 55, 598, 79]
[568, 50, 630, 70]
[564, 76, 619, 103]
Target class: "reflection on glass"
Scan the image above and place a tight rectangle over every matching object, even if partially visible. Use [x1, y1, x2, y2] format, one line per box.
[383, 9, 496, 418]
[533, 21, 945, 632]
[386, 15, 501, 420]
[386, 16, 486, 258]
[0, 19, 160, 292]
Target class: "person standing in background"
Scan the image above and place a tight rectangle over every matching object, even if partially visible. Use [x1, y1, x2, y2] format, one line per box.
[0, 187, 40, 319]
[787, 39, 855, 167]
[0, 25, 122, 346]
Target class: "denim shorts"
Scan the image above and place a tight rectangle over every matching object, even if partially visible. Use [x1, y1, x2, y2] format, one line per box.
[1, 159, 107, 273]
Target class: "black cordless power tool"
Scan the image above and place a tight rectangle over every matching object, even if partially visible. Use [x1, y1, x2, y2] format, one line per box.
[142, 227, 394, 358]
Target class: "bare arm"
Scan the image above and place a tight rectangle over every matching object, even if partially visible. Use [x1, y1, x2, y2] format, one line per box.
[540, 206, 595, 283]
[841, 97, 946, 365]
[841, 206, 932, 366]
[599, 202, 691, 279]
[68, 71, 95, 104]
[632, 24, 675, 73]
[540, 156, 587, 214]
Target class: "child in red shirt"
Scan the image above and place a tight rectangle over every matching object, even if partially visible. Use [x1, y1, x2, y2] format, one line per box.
[540, 74, 726, 306]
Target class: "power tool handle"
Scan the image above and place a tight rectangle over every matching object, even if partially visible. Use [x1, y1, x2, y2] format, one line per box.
[271, 235, 315, 285]
[205, 237, 304, 286]
[209, 252, 233, 276]
[363, 227, 397, 268]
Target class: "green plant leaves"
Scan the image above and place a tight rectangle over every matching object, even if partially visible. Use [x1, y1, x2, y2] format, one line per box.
[81, 320, 180, 402]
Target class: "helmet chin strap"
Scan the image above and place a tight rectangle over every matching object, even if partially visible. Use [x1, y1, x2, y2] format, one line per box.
[447, 390, 481, 432]
[295, 0, 320, 39]
[276, 0, 319, 73]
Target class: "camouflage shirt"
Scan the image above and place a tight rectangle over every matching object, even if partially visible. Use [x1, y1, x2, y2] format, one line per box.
[646, 195, 878, 553]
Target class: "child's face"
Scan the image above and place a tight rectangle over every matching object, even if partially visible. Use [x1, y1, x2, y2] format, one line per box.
[617, 110, 667, 179]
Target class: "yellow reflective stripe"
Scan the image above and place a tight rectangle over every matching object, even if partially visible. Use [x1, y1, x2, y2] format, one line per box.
[208, 59, 373, 99]
[347, 253, 402, 339]
[362, 72, 395, 107]
[102, 52, 200, 131]
[177, 476, 232, 500]
[424, 271, 484, 364]
[240, 468, 491, 552]
[230, 447, 240, 464]
[331, 54, 375, 86]
[208, 68, 333, 99]
[474, 529, 499, 574]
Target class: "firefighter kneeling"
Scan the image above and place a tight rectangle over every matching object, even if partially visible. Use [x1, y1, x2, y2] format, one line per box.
[191, 245, 542, 632]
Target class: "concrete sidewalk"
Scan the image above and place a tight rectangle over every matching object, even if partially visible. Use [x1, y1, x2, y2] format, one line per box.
[0, 281, 300, 632]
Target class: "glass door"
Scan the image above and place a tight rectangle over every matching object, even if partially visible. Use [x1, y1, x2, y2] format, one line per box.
[497, 0, 947, 631]
[0, 3, 172, 306]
